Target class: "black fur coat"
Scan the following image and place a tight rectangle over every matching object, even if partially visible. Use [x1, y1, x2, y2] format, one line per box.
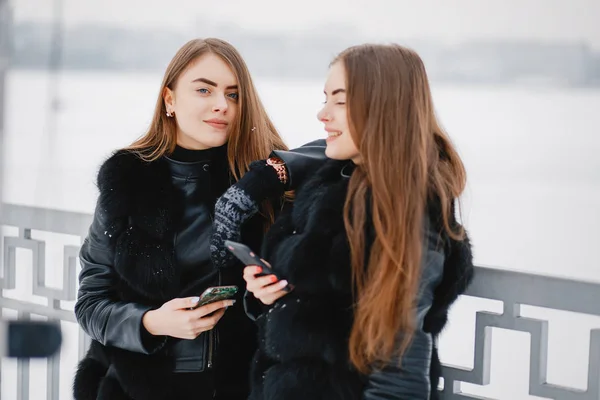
[73, 149, 259, 400]
[247, 159, 474, 400]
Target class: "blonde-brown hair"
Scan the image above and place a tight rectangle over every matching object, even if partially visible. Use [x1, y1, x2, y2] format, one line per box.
[127, 38, 287, 180]
[336, 44, 467, 373]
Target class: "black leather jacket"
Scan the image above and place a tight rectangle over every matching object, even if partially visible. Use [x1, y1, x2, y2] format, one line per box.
[76, 148, 224, 372]
[74, 141, 329, 388]
[362, 226, 446, 399]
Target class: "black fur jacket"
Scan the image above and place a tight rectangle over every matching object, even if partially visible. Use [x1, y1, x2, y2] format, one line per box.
[73, 148, 262, 400]
[245, 159, 474, 400]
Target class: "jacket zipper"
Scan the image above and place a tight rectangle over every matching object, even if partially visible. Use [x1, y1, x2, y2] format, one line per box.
[207, 263, 221, 370]
[207, 329, 214, 369]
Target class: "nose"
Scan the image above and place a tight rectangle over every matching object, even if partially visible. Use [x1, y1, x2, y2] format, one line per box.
[212, 94, 228, 113]
[317, 105, 330, 122]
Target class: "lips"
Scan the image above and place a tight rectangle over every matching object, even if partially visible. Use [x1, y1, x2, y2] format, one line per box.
[325, 129, 342, 143]
[204, 119, 228, 129]
[325, 127, 342, 139]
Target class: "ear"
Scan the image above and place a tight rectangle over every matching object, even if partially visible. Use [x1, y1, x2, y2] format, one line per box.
[163, 87, 175, 112]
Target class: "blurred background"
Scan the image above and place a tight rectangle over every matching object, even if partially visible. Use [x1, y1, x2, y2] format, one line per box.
[0, 0, 599, 398]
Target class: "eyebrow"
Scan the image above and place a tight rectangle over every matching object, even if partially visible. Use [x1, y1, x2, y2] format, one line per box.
[324, 88, 346, 96]
[192, 77, 238, 90]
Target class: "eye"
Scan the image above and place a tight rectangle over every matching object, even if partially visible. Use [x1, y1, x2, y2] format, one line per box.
[197, 88, 210, 94]
[227, 92, 239, 100]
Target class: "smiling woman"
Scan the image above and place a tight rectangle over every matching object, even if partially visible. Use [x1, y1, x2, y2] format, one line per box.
[216, 43, 474, 400]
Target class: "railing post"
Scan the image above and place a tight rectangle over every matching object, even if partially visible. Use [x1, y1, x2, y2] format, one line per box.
[0, 3, 8, 397]
[0, 5, 13, 399]
[0, 0, 12, 219]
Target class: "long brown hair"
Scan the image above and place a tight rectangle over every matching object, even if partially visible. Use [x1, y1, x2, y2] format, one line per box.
[127, 38, 287, 179]
[337, 44, 467, 373]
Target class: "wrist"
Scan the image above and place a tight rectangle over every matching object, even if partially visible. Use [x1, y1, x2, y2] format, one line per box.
[142, 309, 161, 336]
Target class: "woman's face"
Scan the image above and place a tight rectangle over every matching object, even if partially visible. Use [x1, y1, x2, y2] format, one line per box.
[317, 62, 361, 164]
[164, 53, 239, 150]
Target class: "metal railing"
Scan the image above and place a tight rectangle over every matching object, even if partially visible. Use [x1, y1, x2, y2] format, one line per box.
[1, 203, 599, 399]
[442, 267, 600, 399]
[1, 203, 92, 400]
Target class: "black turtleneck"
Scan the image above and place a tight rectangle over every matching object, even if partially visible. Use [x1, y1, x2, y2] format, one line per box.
[165, 144, 230, 193]
[169, 144, 224, 163]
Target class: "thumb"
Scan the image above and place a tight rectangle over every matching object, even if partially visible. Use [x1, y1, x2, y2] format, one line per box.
[166, 297, 200, 310]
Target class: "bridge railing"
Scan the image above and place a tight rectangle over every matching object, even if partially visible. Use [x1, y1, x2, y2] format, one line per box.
[1, 203, 598, 399]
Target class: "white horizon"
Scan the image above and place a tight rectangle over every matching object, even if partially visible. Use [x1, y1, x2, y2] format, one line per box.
[10, 0, 600, 49]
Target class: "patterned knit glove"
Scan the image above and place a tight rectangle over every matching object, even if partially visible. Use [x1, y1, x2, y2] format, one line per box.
[210, 160, 285, 269]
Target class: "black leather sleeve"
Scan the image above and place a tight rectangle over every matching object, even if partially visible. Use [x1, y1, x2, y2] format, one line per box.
[242, 290, 270, 322]
[272, 139, 326, 190]
[74, 202, 167, 354]
[363, 228, 445, 400]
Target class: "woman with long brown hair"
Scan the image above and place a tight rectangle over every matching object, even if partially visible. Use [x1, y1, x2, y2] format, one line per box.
[72, 38, 325, 400]
[213, 43, 475, 399]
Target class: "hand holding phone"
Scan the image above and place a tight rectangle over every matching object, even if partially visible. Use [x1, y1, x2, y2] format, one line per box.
[243, 265, 291, 305]
[224, 240, 294, 304]
[143, 295, 234, 340]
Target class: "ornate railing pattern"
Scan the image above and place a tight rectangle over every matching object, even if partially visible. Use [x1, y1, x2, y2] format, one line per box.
[1, 203, 599, 399]
[441, 267, 600, 399]
[1, 203, 92, 400]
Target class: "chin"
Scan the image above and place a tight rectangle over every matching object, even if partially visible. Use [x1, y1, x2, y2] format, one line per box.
[324, 146, 335, 159]
[206, 137, 229, 148]
[195, 133, 229, 149]
[325, 146, 345, 161]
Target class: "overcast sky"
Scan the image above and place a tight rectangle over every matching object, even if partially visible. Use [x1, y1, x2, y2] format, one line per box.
[11, 0, 600, 48]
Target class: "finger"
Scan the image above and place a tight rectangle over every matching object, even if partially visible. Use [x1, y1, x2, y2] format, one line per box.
[243, 266, 263, 279]
[192, 326, 212, 337]
[168, 297, 200, 310]
[195, 308, 227, 330]
[254, 280, 289, 297]
[185, 330, 198, 340]
[192, 299, 235, 318]
[259, 290, 289, 305]
[246, 274, 280, 292]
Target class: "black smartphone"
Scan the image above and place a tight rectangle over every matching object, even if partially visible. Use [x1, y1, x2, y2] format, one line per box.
[224, 240, 276, 278]
[224, 240, 293, 293]
[191, 285, 239, 309]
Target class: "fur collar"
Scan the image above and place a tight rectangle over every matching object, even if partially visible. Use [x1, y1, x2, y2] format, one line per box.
[96, 150, 183, 302]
